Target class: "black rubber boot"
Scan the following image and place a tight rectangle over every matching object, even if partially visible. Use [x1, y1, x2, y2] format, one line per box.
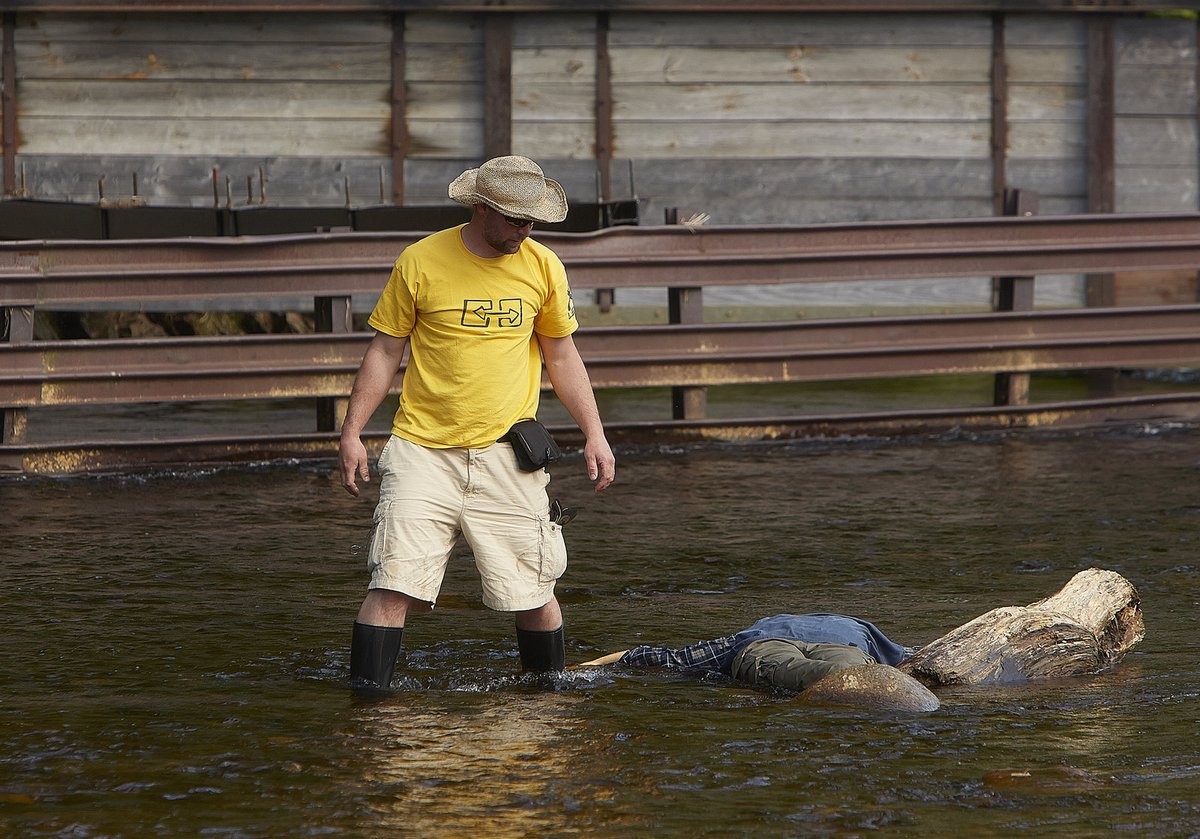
[350, 622, 404, 689]
[516, 625, 565, 673]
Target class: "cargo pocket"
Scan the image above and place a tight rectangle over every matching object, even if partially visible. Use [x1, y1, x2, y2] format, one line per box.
[537, 518, 568, 584]
[365, 500, 393, 572]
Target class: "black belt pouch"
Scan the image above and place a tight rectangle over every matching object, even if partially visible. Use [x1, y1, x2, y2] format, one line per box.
[503, 420, 561, 472]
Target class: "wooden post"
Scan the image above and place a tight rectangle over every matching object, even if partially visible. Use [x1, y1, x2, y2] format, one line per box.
[1086, 17, 1117, 397]
[2, 305, 32, 443]
[990, 13, 1008, 217]
[595, 12, 613, 205]
[594, 12, 616, 314]
[1086, 16, 1116, 307]
[315, 296, 352, 432]
[993, 189, 1038, 407]
[665, 207, 706, 420]
[2, 12, 17, 196]
[483, 14, 513, 160]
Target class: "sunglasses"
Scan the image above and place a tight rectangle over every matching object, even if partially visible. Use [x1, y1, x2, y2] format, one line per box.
[499, 212, 534, 228]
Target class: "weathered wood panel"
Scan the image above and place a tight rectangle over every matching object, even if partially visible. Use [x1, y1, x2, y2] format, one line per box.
[19, 80, 391, 119]
[609, 12, 996, 163]
[608, 13, 994, 47]
[618, 121, 991, 159]
[1113, 17, 1197, 214]
[614, 84, 993, 121]
[15, 41, 391, 81]
[1003, 14, 1087, 219]
[19, 116, 390, 157]
[404, 13, 481, 159]
[1002, 12, 1085, 226]
[610, 46, 991, 83]
[512, 14, 596, 159]
[18, 13, 392, 42]
[16, 154, 396, 205]
[1116, 117, 1197, 167]
[16, 12, 392, 159]
[596, 5, 1043, 289]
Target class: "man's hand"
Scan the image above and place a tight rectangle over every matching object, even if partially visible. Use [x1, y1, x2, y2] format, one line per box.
[339, 434, 371, 496]
[585, 435, 616, 493]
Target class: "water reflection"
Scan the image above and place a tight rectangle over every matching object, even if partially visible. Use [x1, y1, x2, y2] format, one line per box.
[346, 690, 591, 838]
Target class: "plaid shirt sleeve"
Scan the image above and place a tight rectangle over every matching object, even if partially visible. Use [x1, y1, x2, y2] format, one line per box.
[618, 635, 739, 674]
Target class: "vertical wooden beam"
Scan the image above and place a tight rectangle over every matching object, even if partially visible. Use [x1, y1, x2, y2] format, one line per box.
[1086, 16, 1116, 308]
[1085, 17, 1117, 397]
[483, 14, 513, 160]
[2, 12, 17, 196]
[315, 296, 353, 433]
[993, 189, 1038, 408]
[595, 12, 613, 202]
[664, 207, 706, 420]
[390, 12, 407, 205]
[990, 13, 1008, 216]
[594, 12, 616, 312]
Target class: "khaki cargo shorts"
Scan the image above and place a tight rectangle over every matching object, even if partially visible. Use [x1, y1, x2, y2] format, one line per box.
[365, 435, 568, 612]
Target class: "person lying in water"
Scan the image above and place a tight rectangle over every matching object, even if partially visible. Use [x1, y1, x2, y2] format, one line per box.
[578, 569, 1145, 698]
[578, 613, 910, 693]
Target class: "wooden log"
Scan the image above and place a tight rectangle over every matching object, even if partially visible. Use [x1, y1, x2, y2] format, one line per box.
[899, 568, 1144, 686]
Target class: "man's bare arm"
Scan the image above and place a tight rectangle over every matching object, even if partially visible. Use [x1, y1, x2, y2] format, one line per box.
[537, 333, 615, 492]
[339, 332, 408, 496]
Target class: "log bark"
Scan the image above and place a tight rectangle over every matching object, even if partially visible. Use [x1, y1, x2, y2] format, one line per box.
[898, 568, 1144, 686]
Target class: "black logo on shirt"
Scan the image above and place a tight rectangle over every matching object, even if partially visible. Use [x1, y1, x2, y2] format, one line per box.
[461, 299, 523, 328]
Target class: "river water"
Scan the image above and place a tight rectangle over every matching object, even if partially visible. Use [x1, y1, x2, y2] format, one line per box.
[3, 426, 1199, 837]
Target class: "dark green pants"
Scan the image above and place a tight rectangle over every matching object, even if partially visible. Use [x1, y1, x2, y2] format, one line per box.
[729, 639, 873, 692]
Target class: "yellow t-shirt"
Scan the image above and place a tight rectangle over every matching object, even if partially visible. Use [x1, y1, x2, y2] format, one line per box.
[367, 225, 578, 448]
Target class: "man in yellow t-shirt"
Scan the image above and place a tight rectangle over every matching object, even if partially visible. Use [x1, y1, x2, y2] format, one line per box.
[338, 156, 616, 689]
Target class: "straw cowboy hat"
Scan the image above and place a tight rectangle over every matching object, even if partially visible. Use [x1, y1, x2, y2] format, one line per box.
[449, 156, 568, 224]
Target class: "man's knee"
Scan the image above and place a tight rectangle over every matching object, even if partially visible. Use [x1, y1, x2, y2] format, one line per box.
[357, 588, 427, 626]
[515, 596, 562, 631]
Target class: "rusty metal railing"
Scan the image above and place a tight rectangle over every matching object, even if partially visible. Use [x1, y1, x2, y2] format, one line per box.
[4, 212, 1200, 474]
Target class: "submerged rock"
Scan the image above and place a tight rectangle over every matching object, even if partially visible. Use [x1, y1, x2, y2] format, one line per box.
[797, 664, 940, 713]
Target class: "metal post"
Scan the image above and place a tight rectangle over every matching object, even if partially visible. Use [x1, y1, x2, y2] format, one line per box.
[993, 189, 1038, 407]
[315, 296, 352, 432]
[665, 207, 706, 420]
[2, 305, 32, 442]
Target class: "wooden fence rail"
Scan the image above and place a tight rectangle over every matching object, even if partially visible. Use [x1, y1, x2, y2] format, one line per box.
[4, 212, 1200, 474]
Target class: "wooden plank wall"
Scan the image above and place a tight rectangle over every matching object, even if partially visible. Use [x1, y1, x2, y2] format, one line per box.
[1111, 16, 1199, 306]
[13, 12, 393, 205]
[609, 13, 997, 225]
[1115, 16, 1197, 214]
[2, 10, 1197, 308]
